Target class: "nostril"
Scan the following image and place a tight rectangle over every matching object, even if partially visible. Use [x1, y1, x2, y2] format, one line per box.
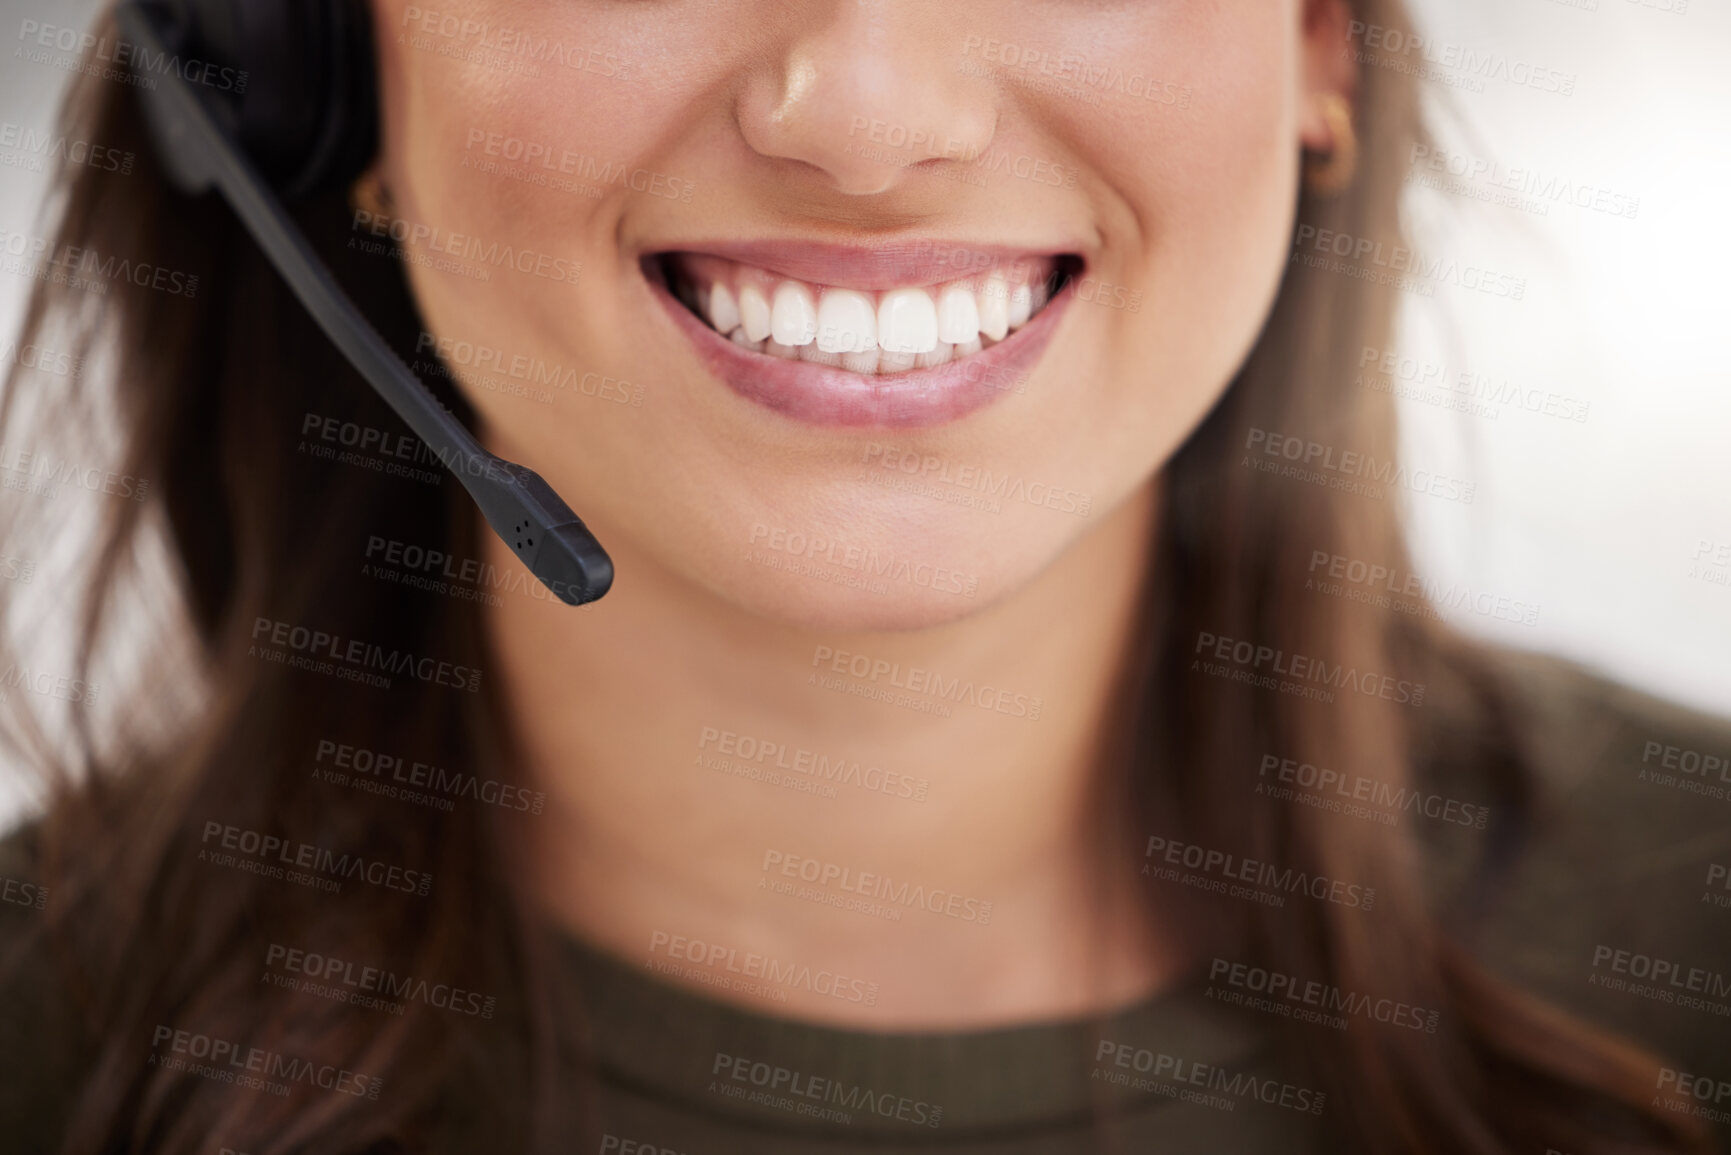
[733, 36, 999, 199]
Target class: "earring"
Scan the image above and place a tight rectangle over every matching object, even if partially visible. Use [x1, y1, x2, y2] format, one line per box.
[1304, 93, 1357, 196]
[350, 166, 396, 220]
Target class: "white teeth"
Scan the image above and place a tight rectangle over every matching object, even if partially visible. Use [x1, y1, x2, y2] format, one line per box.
[679, 255, 1061, 377]
[916, 341, 954, 369]
[936, 284, 980, 345]
[842, 346, 881, 374]
[771, 281, 818, 346]
[739, 283, 773, 343]
[799, 342, 843, 366]
[816, 288, 877, 354]
[708, 283, 741, 334]
[877, 288, 938, 355]
[978, 271, 1009, 342]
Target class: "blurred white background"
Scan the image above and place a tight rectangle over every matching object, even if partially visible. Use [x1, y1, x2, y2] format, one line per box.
[1384, 0, 1731, 715]
[0, 0, 1726, 830]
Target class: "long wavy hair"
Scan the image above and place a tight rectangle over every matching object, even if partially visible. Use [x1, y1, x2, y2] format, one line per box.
[0, 1, 1712, 1152]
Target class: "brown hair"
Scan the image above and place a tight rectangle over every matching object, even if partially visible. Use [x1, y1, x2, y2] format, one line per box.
[0, 1, 1711, 1152]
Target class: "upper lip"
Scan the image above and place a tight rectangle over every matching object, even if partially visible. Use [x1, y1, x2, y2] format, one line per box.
[645, 239, 1082, 290]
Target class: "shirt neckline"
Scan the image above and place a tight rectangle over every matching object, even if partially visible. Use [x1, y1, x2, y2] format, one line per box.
[555, 932, 1273, 1139]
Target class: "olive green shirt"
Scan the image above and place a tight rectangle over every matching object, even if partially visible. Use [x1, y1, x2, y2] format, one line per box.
[3, 653, 1729, 1153]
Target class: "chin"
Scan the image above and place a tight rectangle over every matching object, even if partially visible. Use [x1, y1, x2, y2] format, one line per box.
[713, 563, 1019, 634]
[666, 487, 1097, 633]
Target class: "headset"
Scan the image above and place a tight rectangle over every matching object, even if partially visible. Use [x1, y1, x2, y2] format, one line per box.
[111, 0, 614, 606]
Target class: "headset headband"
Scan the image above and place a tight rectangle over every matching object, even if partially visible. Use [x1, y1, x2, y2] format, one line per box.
[132, 0, 378, 199]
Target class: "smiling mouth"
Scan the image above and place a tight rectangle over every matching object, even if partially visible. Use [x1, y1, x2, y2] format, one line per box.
[652, 251, 1080, 377]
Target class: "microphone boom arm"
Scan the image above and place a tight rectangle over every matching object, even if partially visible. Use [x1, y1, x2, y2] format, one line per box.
[116, 1, 613, 606]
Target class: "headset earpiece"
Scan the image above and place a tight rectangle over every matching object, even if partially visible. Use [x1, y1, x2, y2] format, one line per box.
[138, 0, 377, 200]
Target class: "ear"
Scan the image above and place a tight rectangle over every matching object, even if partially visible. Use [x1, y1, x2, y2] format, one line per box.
[1298, 0, 1357, 150]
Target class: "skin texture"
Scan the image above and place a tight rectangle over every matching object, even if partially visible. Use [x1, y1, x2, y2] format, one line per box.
[370, 0, 1354, 1028]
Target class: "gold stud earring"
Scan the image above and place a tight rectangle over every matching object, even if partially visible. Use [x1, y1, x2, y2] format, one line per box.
[1304, 93, 1357, 196]
[350, 166, 396, 220]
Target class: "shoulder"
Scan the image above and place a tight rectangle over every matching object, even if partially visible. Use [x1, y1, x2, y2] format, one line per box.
[0, 819, 90, 1153]
[1438, 647, 1731, 1080]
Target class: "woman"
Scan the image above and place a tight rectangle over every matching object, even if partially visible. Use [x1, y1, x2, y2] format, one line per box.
[1, 0, 1727, 1152]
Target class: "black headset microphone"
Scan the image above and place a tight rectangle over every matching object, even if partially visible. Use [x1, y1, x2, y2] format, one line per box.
[113, 0, 614, 605]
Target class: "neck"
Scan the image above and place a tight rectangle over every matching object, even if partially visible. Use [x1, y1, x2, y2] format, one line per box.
[485, 479, 1176, 1029]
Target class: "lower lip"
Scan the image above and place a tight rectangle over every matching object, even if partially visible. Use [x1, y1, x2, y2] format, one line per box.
[647, 262, 1070, 429]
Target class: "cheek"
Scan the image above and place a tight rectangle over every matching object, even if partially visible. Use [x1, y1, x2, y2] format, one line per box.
[373, 0, 707, 358]
[1089, 14, 1297, 324]
[1023, 12, 1299, 480]
[377, 0, 719, 233]
[1130, 67, 1298, 432]
[1151, 41, 1299, 341]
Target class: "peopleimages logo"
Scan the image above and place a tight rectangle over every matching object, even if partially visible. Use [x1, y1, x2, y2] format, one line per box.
[1257, 752, 1491, 830]
[1587, 944, 1731, 1017]
[150, 1025, 381, 1099]
[1348, 20, 1576, 96]
[1093, 1039, 1327, 1115]
[17, 20, 249, 93]
[861, 442, 1093, 517]
[1407, 144, 1640, 221]
[0, 874, 46, 910]
[1702, 863, 1731, 911]
[413, 333, 643, 406]
[761, 850, 995, 924]
[0, 441, 150, 502]
[0, 225, 199, 298]
[351, 211, 583, 285]
[0, 337, 82, 378]
[957, 36, 1192, 108]
[313, 737, 546, 815]
[1306, 549, 1540, 629]
[1292, 224, 1526, 301]
[650, 930, 879, 1006]
[1656, 1067, 1731, 1126]
[1244, 428, 1476, 505]
[809, 644, 1044, 720]
[200, 821, 433, 897]
[1357, 345, 1590, 425]
[1194, 630, 1426, 707]
[1206, 957, 1440, 1033]
[1636, 738, 1731, 803]
[398, 6, 630, 80]
[712, 1051, 944, 1127]
[264, 943, 497, 1019]
[249, 616, 482, 693]
[750, 524, 979, 599]
[0, 661, 97, 707]
[697, 726, 929, 802]
[462, 129, 697, 202]
[0, 121, 134, 175]
[1144, 834, 1376, 911]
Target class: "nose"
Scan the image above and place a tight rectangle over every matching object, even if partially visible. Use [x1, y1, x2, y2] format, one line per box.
[735, 2, 998, 196]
